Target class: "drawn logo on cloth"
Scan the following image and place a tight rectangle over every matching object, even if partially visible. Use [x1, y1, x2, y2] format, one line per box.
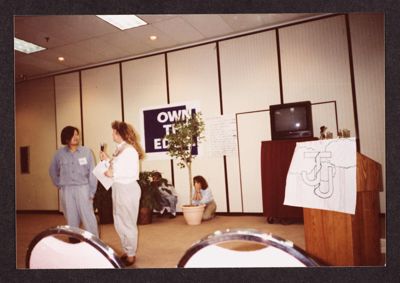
[301, 151, 336, 199]
[300, 140, 356, 199]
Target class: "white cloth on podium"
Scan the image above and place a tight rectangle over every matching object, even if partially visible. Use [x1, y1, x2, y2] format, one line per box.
[284, 137, 357, 214]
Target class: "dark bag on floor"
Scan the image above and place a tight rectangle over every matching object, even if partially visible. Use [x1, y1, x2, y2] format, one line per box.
[93, 182, 114, 224]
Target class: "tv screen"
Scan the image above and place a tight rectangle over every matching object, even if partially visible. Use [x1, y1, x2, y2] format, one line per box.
[269, 101, 313, 140]
[274, 107, 307, 132]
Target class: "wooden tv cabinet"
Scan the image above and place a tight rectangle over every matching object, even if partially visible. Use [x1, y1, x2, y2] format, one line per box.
[260, 137, 316, 223]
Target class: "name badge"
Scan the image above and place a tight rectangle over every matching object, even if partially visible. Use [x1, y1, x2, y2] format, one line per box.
[78, 157, 88, 165]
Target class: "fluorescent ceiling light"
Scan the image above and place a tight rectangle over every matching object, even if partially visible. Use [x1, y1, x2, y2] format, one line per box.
[14, 37, 46, 54]
[96, 15, 147, 30]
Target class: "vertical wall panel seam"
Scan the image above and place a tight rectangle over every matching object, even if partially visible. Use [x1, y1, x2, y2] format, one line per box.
[119, 63, 125, 122]
[216, 42, 224, 115]
[52, 76, 59, 211]
[334, 101, 339, 134]
[275, 29, 284, 104]
[345, 14, 361, 152]
[53, 77, 58, 147]
[216, 41, 230, 213]
[165, 53, 174, 186]
[223, 156, 230, 212]
[235, 114, 244, 212]
[170, 159, 175, 187]
[79, 71, 84, 145]
[165, 53, 170, 104]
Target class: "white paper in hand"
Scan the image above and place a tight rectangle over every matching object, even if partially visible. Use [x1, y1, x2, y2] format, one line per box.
[92, 160, 113, 190]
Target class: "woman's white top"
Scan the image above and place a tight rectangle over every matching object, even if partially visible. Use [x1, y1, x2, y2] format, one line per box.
[108, 142, 139, 184]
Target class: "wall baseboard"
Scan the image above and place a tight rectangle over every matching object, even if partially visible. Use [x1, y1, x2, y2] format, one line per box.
[155, 212, 264, 216]
[16, 210, 62, 214]
[16, 210, 265, 216]
[16, 211, 385, 218]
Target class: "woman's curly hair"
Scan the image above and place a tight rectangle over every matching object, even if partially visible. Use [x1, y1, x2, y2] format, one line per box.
[111, 120, 145, 159]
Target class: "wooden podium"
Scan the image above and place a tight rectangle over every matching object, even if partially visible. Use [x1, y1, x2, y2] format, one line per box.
[303, 153, 383, 266]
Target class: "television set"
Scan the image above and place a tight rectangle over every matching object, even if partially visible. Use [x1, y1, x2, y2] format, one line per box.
[269, 101, 313, 140]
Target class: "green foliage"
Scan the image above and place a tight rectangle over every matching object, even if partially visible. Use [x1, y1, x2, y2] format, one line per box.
[164, 112, 205, 205]
[164, 112, 205, 168]
[138, 171, 162, 211]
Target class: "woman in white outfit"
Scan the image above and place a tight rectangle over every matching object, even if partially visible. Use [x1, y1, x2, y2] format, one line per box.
[100, 120, 144, 266]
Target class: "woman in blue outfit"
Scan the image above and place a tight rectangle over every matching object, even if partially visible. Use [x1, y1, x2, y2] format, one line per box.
[192, 175, 217, 220]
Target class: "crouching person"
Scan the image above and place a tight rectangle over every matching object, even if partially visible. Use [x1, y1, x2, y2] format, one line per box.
[192, 175, 216, 220]
[151, 171, 178, 218]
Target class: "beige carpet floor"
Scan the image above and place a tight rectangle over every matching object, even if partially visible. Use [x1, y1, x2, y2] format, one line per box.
[17, 213, 306, 269]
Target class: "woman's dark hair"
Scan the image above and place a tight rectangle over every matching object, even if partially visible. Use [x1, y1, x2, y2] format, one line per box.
[193, 175, 208, 190]
[151, 171, 162, 179]
[61, 126, 79, 145]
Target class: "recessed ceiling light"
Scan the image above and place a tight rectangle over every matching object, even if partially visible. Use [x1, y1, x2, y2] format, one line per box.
[14, 37, 46, 54]
[96, 15, 147, 30]
[58, 57, 65, 62]
[149, 35, 157, 41]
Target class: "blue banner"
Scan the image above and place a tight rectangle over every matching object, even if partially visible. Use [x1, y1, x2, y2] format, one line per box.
[143, 105, 198, 154]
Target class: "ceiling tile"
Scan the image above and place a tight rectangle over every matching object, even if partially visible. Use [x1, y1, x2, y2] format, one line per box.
[181, 14, 234, 38]
[100, 30, 153, 56]
[15, 54, 67, 77]
[124, 24, 179, 52]
[50, 44, 95, 68]
[138, 14, 179, 24]
[23, 47, 77, 69]
[152, 16, 205, 44]
[15, 15, 119, 49]
[259, 13, 322, 26]
[220, 14, 268, 32]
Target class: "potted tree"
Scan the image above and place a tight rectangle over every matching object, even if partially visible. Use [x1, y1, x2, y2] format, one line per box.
[164, 112, 206, 225]
[137, 171, 162, 225]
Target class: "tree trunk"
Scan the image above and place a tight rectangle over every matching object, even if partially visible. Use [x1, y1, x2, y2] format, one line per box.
[187, 162, 192, 206]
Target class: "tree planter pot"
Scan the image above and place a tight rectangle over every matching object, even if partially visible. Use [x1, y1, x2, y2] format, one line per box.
[138, 207, 153, 225]
[182, 204, 205, 225]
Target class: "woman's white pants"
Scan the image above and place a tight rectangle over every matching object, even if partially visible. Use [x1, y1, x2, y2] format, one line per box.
[112, 181, 141, 257]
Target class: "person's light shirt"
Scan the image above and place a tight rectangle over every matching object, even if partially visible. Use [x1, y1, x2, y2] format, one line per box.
[192, 187, 214, 205]
[159, 182, 177, 197]
[108, 142, 139, 184]
[49, 146, 97, 197]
